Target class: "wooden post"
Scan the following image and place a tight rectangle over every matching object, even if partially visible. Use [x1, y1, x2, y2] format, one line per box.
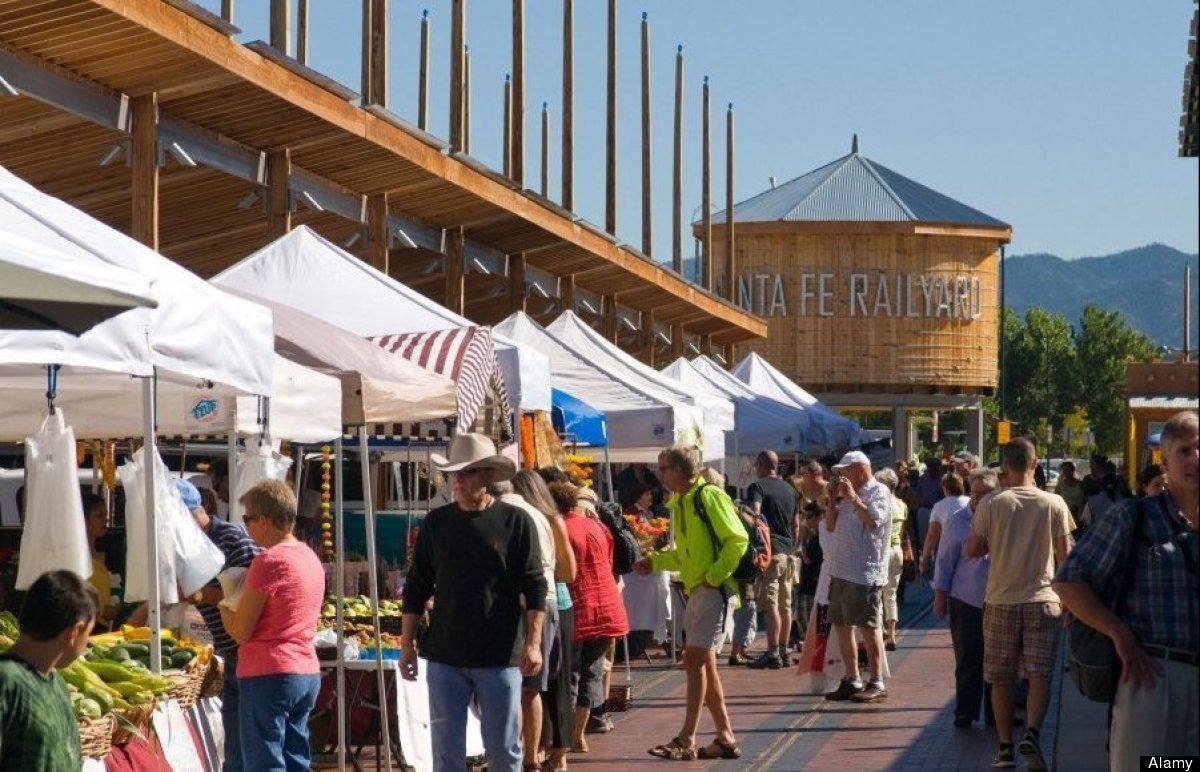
[559, 273, 575, 315]
[640, 12, 652, 257]
[464, 46, 472, 154]
[701, 76, 712, 291]
[603, 294, 618, 343]
[561, 0, 574, 211]
[297, 0, 309, 65]
[509, 254, 527, 314]
[725, 102, 736, 302]
[270, 0, 290, 56]
[672, 45, 683, 273]
[418, 10, 430, 130]
[130, 94, 159, 250]
[502, 75, 512, 178]
[670, 322, 684, 360]
[644, 306, 656, 367]
[366, 193, 389, 274]
[540, 102, 549, 197]
[604, 0, 617, 234]
[723, 343, 736, 369]
[511, 0, 525, 186]
[449, 0, 466, 153]
[365, 0, 387, 106]
[266, 149, 291, 239]
[221, 0, 234, 23]
[361, 0, 372, 101]
[446, 229, 465, 315]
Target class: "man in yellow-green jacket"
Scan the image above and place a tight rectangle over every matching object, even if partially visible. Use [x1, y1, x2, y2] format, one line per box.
[635, 445, 748, 762]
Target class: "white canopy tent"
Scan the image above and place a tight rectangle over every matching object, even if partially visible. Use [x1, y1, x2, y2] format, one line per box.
[731, 352, 865, 450]
[495, 312, 686, 459]
[210, 226, 551, 414]
[544, 312, 734, 462]
[661, 357, 812, 456]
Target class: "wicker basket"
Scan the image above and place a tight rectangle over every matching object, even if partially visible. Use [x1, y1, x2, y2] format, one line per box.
[606, 683, 632, 713]
[199, 656, 225, 700]
[344, 616, 403, 634]
[79, 714, 116, 759]
[111, 704, 154, 746]
[166, 666, 204, 710]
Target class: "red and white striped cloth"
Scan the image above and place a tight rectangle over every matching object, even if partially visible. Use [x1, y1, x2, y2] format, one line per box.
[370, 326, 511, 435]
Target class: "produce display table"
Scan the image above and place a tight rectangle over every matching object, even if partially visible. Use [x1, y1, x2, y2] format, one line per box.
[621, 570, 672, 642]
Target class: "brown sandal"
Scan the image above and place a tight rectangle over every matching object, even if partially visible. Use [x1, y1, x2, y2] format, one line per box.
[648, 736, 698, 761]
[697, 737, 742, 759]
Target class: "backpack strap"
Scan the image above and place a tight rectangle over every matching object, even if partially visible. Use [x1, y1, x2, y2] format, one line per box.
[692, 482, 722, 554]
[1111, 497, 1146, 617]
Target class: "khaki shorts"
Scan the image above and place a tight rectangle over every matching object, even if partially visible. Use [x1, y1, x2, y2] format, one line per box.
[983, 601, 1062, 682]
[684, 584, 728, 652]
[756, 554, 796, 612]
[827, 576, 883, 629]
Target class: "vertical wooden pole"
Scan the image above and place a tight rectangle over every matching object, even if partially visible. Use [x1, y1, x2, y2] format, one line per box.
[418, 10, 430, 131]
[725, 102, 736, 302]
[297, 0, 309, 65]
[221, 0, 234, 23]
[604, 0, 617, 234]
[603, 294, 618, 343]
[559, 273, 575, 315]
[266, 148, 292, 239]
[511, 0, 525, 186]
[367, 193, 389, 274]
[446, 229, 465, 315]
[464, 46, 472, 154]
[540, 102, 550, 197]
[270, 0, 290, 55]
[672, 45, 683, 273]
[640, 12, 652, 257]
[701, 76, 712, 291]
[670, 322, 684, 360]
[130, 94, 159, 251]
[449, 0, 466, 153]
[361, 0, 372, 101]
[366, 0, 387, 106]
[502, 75, 512, 178]
[510, 254, 527, 314]
[644, 307, 656, 367]
[723, 342, 736, 369]
[561, 0, 574, 211]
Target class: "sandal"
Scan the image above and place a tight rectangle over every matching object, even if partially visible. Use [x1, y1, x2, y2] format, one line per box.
[697, 737, 742, 760]
[647, 736, 698, 761]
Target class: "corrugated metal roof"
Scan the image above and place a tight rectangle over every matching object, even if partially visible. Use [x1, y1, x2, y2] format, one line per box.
[712, 150, 1008, 228]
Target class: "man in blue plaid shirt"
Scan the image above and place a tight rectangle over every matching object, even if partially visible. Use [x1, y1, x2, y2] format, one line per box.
[1055, 410, 1198, 769]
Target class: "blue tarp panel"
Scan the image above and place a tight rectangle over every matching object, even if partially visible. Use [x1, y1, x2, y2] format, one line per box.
[551, 387, 608, 447]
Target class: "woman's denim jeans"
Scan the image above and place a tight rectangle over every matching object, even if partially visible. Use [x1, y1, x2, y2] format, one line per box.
[238, 672, 321, 772]
[426, 660, 522, 772]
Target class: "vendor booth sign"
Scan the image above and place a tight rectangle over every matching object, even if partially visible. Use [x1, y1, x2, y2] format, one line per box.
[185, 393, 230, 433]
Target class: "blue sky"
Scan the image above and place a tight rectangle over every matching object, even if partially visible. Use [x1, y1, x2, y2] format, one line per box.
[203, 1, 1198, 260]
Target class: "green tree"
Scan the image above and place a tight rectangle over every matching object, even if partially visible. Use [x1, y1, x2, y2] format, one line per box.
[996, 306, 1077, 433]
[1072, 305, 1156, 454]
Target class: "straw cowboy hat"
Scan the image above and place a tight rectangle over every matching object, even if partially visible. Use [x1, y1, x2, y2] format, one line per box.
[430, 433, 516, 481]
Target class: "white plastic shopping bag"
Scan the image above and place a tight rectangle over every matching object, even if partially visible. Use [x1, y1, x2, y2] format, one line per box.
[118, 447, 179, 605]
[232, 440, 293, 526]
[15, 410, 91, 589]
[168, 476, 225, 596]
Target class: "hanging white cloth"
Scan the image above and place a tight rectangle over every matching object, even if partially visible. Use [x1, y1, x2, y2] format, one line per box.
[232, 440, 293, 527]
[15, 410, 91, 589]
[118, 447, 179, 604]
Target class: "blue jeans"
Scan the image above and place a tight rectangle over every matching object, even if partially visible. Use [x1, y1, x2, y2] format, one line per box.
[238, 673, 320, 772]
[221, 653, 242, 772]
[426, 660, 522, 772]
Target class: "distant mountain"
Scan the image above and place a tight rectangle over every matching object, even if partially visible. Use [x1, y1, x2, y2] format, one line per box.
[667, 244, 1199, 348]
[1005, 244, 1199, 348]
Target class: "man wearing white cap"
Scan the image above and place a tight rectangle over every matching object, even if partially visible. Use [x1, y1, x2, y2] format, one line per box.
[400, 433, 547, 772]
[823, 450, 893, 704]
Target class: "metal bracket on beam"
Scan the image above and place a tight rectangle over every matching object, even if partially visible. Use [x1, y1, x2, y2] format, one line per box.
[618, 308, 642, 332]
[159, 118, 266, 184]
[525, 264, 559, 299]
[289, 168, 367, 223]
[387, 213, 440, 252]
[575, 287, 602, 316]
[0, 46, 129, 131]
[464, 242, 506, 276]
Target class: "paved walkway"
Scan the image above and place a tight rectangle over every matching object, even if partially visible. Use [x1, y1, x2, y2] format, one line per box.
[573, 586, 1110, 771]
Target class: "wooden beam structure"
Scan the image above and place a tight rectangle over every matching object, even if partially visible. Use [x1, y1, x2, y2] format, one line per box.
[540, 102, 549, 197]
[509, 253, 527, 314]
[266, 148, 291, 240]
[672, 45, 684, 273]
[130, 93, 158, 250]
[449, 0, 466, 153]
[603, 294, 619, 344]
[641, 12, 652, 258]
[559, 273, 575, 315]
[365, 0, 387, 107]
[297, 0, 309, 65]
[418, 10, 430, 130]
[701, 76, 712, 291]
[604, 0, 617, 234]
[366, 193, 388, 273]
[511, 0, 525, 187]
[445, 228, 465, 315]
[270, 0, 289, 56]
[561, 0, 574, 211]
[725, 102, 736, 302]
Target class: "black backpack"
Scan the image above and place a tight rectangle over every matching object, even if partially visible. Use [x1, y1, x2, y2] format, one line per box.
[693, 483, 772, 585]
[597, 501, 642, 576]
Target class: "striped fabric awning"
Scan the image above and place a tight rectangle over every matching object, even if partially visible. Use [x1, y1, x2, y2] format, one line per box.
[370, 326, 512, 436]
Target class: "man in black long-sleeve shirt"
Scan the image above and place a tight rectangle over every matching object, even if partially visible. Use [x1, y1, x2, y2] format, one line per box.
[401, 434, 545, 772]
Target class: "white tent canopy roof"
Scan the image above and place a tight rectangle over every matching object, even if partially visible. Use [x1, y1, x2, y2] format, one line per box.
[235, 355, 342, 443]
[731, 352, 864, 450]
[224, 289, 459, 425]
[0, 165, 273, 396]
[545, 311, 734, 461]
[210, 226, 551, 412]
[662, 357, 812, 455]
[495, 312, 679, 453]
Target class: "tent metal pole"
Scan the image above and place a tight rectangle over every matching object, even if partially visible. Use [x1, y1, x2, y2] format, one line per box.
[734, 432, 741, 499]
[334, 435, 346, 771]
[142, 373, 163, 673]
[293, 445, 304, 500]
[603, 443, 614, 503]
[359, 426, 393, 771]
[227, 429, 240, 524]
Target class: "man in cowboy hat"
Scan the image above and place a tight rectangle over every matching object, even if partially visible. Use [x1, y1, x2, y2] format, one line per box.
[400, 433, 547, 772]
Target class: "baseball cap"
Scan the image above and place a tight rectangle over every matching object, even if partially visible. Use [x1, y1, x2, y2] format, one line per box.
[174, 477, 202, 510]
[832, 450, 871, 470]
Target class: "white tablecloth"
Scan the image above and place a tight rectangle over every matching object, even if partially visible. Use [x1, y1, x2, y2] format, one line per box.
[621, 570, 672, 641]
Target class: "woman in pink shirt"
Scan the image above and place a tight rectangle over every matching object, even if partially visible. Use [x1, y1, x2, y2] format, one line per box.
[219, 479, 325, 772]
